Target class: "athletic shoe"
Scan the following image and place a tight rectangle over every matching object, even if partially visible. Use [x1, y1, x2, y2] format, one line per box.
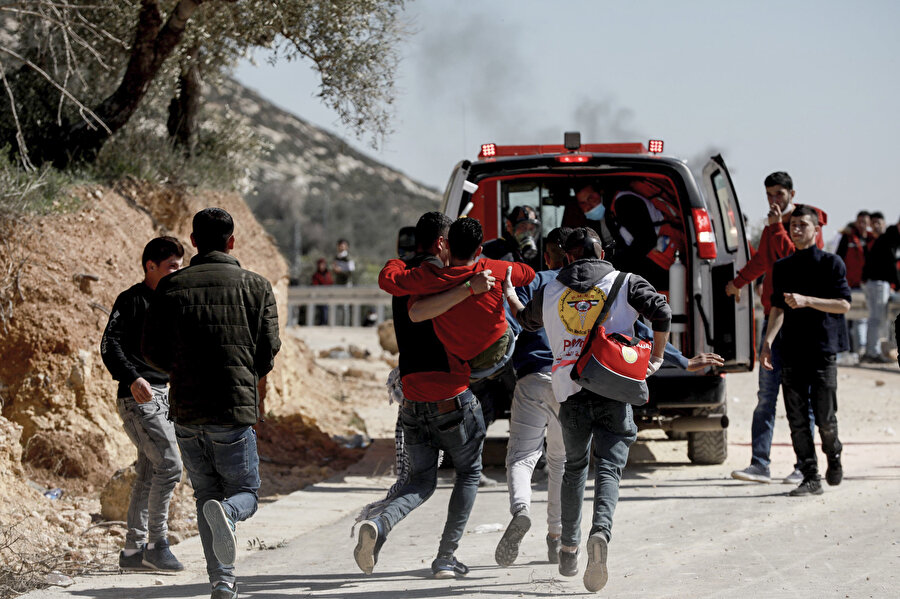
[546, 534, 561, 564]
[354, 520, 382, 574]
[431, 554, 469, 579]
[210, 582, 238, 599]
[203, 500, 237, 566]
[118, 547, 148, 571]
[494, 509, 531, 567]
[825, 454, 843, 486]
[558, 548, 579, 577]
[789, 476, 824, 496]
[730, 464, 771, 483]
[782, 468, 804, 485]
[583, 533, 609, 593]
[142, 539, 184, 571]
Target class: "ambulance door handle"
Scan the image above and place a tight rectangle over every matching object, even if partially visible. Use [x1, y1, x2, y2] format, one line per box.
[693, 293, 715, 349]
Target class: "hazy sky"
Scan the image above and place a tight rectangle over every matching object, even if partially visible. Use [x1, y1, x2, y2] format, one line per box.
[234, 0, 900, 235]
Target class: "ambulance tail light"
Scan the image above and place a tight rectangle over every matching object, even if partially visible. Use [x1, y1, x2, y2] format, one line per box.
[648, 139, 664, 154]
[556, 155, 589, 163]
[481, 143, 497, 158]
[692, 208, 718, 259]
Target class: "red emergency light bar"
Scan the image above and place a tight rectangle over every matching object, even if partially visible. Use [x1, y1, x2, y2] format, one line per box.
[648, 139, 664, 153]
[478, 142, 648, 159]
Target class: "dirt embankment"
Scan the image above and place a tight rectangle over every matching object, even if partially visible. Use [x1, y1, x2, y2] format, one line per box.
[0, 181, 375, 574]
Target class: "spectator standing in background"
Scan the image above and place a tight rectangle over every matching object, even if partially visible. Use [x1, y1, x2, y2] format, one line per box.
[311, 257, 333, 326]
[333, 238, 355, 325]
[836, 211, 871, 357]
[861, 217, 900, 363]
[869, 212, 887, 246]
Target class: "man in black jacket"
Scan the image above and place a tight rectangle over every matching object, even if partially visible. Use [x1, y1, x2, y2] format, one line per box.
[143, 208, 281, 599]
[101, 236, 185, 572]
[861, 218, 900, 363]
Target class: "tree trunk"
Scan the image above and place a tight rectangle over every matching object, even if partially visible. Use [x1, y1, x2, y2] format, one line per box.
[167, 55, 201, 156]
[47, 0, 205, 168]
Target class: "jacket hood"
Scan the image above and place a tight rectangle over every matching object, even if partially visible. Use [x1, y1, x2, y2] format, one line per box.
[556, 259, 615, 292]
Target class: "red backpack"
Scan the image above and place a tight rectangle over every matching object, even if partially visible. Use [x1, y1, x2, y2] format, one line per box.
[571, 272, 652, 405]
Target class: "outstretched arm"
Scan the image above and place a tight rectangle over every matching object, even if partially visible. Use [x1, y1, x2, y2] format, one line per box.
[408, 270, 496, 322]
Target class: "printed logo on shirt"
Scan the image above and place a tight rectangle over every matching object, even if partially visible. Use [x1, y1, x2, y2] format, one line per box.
[558, 287, 607, 335]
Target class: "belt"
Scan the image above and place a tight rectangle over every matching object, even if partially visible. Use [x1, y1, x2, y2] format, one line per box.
[402, 394, 466, 415]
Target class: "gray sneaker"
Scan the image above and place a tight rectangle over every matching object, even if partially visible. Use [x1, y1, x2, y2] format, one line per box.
[731, 464, 771, 483]
[203, 500, 236, 566]
[558, 548, 579, 577]
[782, 468, 804, 485]
[494, 509, 531, 567]
[583, 533, 609, 593]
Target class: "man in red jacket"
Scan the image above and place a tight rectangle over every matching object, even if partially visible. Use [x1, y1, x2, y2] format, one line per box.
[379, 217, 535, 372]
[836, 211, 871, 355]
[727, 171, 826, 485]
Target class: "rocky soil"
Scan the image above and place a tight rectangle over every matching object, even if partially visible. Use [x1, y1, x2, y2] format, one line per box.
[0, 183, 395, 593]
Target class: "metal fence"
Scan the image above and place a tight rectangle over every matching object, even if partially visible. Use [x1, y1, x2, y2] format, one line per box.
[287, 285, 392, 327]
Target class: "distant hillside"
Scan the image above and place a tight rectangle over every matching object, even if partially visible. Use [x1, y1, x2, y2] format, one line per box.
[207, 78, 441, 283]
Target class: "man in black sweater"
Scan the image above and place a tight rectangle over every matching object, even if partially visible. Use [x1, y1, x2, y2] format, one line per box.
[143, 208, 281, 599]
[100, 236, 185, 571]
[760, 205, 851, 496]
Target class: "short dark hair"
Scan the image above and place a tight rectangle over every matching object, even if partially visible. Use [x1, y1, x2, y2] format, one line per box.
[337, 238, 349, 246]
[870, 211, 885, 220]
[564, 227, 603, 259]
[792, 204, 819, 225]
[545, 226, 573, 264]
[192, 207, 234, 253]
[764, 171, 793, 190]
[141, 236, 184, 273]
[415, 212, 452, 252]
[856, 211, 871, 219]
[448, 217, 483, 260]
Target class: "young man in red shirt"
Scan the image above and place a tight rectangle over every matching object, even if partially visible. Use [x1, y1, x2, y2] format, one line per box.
[727, 172, 826, 485]
[379, 217, 535, 373]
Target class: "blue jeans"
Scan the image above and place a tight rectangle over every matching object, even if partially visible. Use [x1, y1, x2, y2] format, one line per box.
[117, 388, 182, 549]
[558, 389, 637, 548]
[377, 390, 486, 556]
[175, 424, 260, 585]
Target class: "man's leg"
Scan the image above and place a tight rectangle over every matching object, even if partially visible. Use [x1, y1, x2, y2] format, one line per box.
[175, 424, 236, 587]
[588, 398, 637, 543]
[118, 397, 152, 554]
[781, 365, 818, 480]
[558, 392, 594, 559]
[810, 355, 843, 485]
[497, 372, 552, 566]
[749, 328, 782, 473]
[434, 392, 486, 559]
[140, 392, 183, 548]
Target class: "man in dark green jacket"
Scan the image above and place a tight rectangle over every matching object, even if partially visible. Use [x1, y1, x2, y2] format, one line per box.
[143, 207, 280, 599]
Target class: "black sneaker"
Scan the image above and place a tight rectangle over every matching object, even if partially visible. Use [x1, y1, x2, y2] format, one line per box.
[495, 509, 531, 567]
[431, 554, 469, 579]
[118, 547, 148, 571]
[825, 454, 843, 486]
[142, 539, 184, 571]
[789, 476, 824, 496]
[210, 582, 238, 599]
[546, 534, 561, 564]
[558, 548, 579, 577]
[583, 533, 609, 592]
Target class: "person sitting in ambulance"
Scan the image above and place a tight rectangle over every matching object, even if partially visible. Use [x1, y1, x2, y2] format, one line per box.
[482, 205, 543, 271]
[606, 190, 685, 292]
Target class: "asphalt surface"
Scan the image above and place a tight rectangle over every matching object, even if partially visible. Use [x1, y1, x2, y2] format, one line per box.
[24, 367, 900, 599]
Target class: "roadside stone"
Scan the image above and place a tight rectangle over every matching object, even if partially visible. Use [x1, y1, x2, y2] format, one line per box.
[377, 320, 398, 354]
[100, 464, 136, 521]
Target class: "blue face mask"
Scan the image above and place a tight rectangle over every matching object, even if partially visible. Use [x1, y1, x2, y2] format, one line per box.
[584, 203, 606, 221]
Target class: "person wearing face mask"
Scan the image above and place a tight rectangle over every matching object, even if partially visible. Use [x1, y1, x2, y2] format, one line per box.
[483, 205, 543, 271]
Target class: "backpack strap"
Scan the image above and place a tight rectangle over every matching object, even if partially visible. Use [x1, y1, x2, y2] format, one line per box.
[577, 271, 628, 361]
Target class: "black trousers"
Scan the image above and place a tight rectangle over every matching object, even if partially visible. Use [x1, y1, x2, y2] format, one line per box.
[781, 354, 842, 478]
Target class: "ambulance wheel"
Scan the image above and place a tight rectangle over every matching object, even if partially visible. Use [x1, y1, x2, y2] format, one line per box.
[687, 407, 727, 465]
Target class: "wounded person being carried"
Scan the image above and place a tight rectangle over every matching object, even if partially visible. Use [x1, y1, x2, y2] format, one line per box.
[606, 190, 685, 292]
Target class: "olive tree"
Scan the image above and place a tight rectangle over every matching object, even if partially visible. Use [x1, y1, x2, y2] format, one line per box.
[0, 0, 407, 168]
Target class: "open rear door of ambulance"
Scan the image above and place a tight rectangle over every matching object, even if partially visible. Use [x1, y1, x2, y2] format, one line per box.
[441, 161, 473, 218]
[701, 155, 755, 372]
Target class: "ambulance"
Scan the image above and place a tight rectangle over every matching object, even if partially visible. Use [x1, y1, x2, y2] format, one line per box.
[440, 133, 755, 464]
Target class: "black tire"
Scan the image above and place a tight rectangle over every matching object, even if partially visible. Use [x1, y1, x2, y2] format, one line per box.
[687, 406, 727, 465]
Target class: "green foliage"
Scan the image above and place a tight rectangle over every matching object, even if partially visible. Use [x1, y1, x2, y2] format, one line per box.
[0, 151, 81, 216]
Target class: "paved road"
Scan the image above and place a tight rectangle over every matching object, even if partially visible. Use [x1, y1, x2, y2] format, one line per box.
[26, 368, 900, 599]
